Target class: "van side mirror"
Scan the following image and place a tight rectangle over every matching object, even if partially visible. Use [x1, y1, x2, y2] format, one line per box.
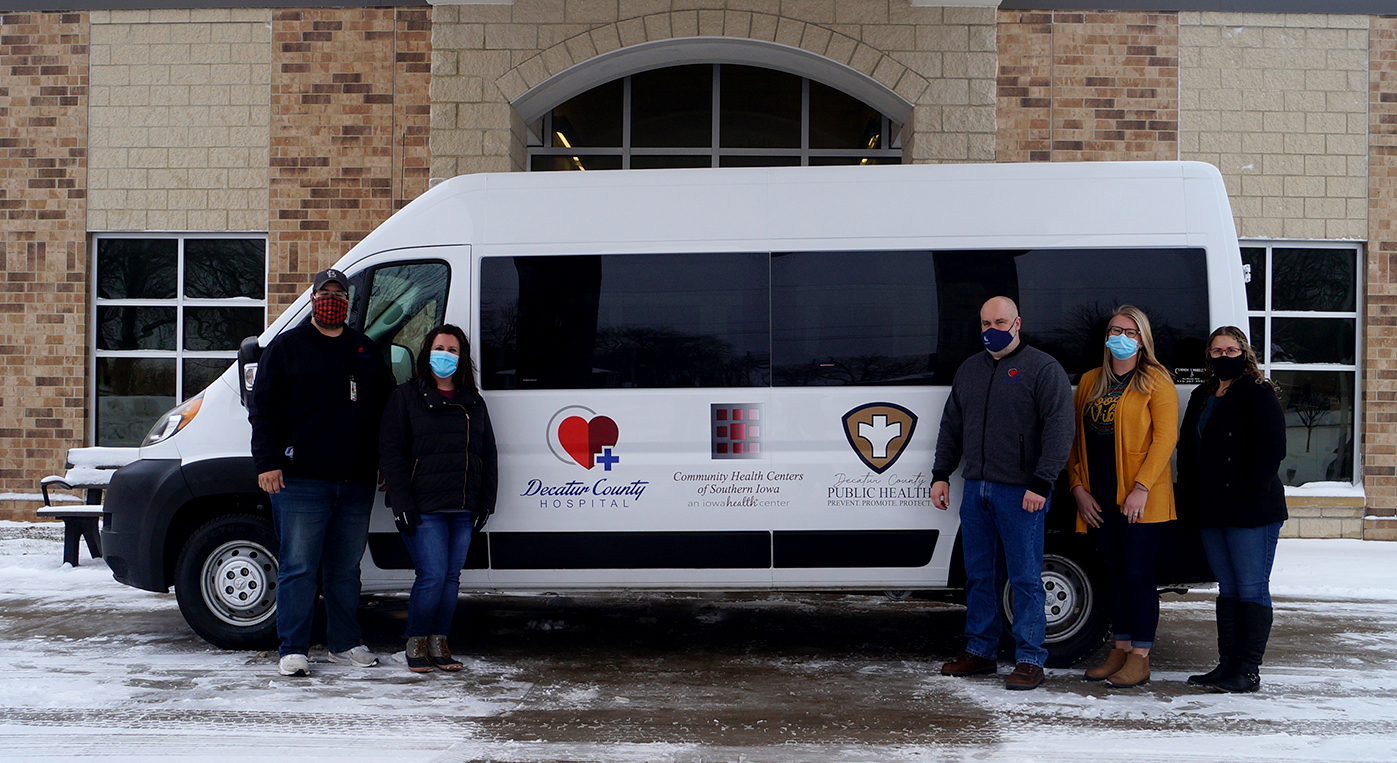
[237, 336, 262, 406]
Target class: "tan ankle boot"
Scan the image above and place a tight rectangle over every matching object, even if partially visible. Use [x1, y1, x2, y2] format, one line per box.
[1106, 653, 1150, 687]
[1085, 648, 1127, 681]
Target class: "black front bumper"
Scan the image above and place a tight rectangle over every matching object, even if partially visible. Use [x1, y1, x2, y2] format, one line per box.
[100, 458, 190, 593]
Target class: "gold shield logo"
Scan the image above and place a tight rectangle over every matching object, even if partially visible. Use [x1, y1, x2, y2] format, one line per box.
[842, 402, 918, 474]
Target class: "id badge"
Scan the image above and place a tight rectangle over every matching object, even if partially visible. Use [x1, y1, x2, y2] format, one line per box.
[350, 377, 358, 402]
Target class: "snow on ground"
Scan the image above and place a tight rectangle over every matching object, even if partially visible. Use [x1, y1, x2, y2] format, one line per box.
[1, 521, 1396, 762]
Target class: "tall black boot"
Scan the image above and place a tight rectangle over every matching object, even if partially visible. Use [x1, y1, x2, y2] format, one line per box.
[1214, 601, 1272, 693]
[1188, 596, 1239, 686]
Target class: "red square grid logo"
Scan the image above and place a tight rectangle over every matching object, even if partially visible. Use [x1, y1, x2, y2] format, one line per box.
[712, 404, 763, 460]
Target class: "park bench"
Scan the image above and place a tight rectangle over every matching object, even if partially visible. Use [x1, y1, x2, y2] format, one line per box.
[38, 447, 138, 566]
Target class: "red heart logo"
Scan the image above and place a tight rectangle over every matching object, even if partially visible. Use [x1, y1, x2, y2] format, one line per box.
[558, 415, 618, 469]
[1008, 369, 1018, 377]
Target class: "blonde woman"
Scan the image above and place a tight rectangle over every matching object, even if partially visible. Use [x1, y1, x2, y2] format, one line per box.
[1066, 306, 1178, 687]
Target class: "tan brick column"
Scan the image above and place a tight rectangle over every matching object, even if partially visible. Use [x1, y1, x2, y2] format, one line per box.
[1366, 16, 1397, 537]
[268, 8, 432, 319]
[0, 13, 89, 517]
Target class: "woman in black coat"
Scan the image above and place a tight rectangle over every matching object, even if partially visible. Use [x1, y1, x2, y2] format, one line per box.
[1176, 325, 1287, 693]
[379, 324, 497, 673]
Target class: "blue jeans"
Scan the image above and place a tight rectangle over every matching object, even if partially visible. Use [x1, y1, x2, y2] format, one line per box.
[1094, 509, 1161, 649]
[959, 479, 1049, 667]
[1200, 522, 1282, 606]
[401, 512, 474, 637]
[270, 477, 374, 656]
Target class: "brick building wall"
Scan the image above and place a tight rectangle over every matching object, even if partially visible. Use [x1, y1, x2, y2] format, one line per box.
[0, 13, 88, 518]
[1366, 15, 1397, 540]
[996, 10, 1179, 162]
[86, 9, 270, 233]
[428, 0, 998, 178]
[1179, 12, 1368, 241]
[269, 7, 431, 318]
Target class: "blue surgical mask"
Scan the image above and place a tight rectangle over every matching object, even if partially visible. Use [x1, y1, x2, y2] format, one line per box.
[982, 327, 1015, 353]
[1105, 333, 1139, 360]
[429, 350, 459, 378]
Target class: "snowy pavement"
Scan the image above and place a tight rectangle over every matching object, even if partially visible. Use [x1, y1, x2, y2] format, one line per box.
[1, 521, 1396, 762]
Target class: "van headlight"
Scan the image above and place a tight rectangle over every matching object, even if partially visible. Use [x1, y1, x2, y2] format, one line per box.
[145, 395, 204, 445]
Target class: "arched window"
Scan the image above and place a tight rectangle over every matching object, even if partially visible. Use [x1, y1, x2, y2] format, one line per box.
[527, 64, 902, 170]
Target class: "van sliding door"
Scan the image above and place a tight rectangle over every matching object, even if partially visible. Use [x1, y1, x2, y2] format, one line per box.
[479, 251, 775, 588]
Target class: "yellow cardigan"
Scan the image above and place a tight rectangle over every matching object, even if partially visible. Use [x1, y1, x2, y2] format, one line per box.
[1067, 366, 1178, 531]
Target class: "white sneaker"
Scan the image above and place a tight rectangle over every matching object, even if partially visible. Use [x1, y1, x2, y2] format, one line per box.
[328, 645, 379, 667]
[279, 653, 310, 677]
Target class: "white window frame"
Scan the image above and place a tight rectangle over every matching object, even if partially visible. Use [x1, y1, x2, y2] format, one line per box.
[1241, 239, 1362, 487]
[90, 232, 269, 445]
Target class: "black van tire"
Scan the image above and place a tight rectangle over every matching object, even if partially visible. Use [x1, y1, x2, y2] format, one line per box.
[1000, 549, 1108, 668]
[174, 514, 280, 651]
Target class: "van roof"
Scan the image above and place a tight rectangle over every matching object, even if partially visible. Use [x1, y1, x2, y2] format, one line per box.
[344, 161, 1231, 259]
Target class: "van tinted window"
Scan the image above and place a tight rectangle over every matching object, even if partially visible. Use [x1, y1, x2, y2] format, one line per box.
[773, 248, 1208, 385]
[771, 250, 939, 385]
[482, 248, 1209, 389]
[480, 253, 770, 389]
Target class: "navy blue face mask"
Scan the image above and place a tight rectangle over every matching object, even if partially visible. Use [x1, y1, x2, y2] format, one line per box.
[982, 327, 1015, 353]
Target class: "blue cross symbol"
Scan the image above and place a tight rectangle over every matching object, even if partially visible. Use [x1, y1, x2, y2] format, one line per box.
[596, 447, 619, 471]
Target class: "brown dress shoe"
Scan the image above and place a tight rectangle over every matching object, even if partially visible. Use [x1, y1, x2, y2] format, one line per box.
[1106, 653, 1150, 687]
[1085, 648, 1128, 681]
[940, 652, 998, 677]
[1005, 662, 1044, 690]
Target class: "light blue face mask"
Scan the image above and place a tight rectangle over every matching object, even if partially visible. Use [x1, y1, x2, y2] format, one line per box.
[429, 349, 459, 378]
[1105, 333, 1139, 361]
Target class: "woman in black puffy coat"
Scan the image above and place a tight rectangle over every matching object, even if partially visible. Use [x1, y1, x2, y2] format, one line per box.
[1176, 325, 1286, 693]
[379, 324, 497, 673]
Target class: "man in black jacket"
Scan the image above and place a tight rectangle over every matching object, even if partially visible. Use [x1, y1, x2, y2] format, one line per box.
[248, 268, 393, 677]
[929, 296, 1075, 690]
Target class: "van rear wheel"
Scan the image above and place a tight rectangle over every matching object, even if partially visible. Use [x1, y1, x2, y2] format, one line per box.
[174, 514, 280, 650]
[1000, 550, 1108, 668]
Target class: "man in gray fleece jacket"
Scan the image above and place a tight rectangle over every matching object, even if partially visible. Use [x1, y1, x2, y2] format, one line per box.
[929, 296, 1075, 690]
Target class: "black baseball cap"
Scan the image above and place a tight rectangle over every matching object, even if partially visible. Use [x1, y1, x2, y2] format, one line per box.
[312, 268, 349, 292]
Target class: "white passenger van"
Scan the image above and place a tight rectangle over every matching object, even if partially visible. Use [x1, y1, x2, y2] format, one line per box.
[99, 161, 1247, 666]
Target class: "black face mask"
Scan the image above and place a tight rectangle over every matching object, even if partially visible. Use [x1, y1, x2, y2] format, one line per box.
[1211, 354, 1246, 382]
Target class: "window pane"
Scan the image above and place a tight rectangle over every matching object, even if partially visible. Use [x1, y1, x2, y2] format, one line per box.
[530, 154, 623, 172]
[773, 251, 938, 386]
[1249, 317, 1267, 364]
[1272, 370, 1355, 485]
[184, 307, 264, 352]
[720, 65, 800, 149]
[1241, 246, 1266, 312]
[936, 248, 1210, 382]
[551, 78, 623, 148]
[480, 253, 770, 389]
[185, 239, 266, 299]
[631, 155, 711, 169]
[1269, 318, 1355, 365]
[96, 306, 176, 351]
[718, 155, 800, 167]
[97, 239, 176, 299]
[183, 358, 231, 401]
[361, 261, 451, 385]
[1272, 248, 1355, 312]
[809, 80, 883, 150]
[96, 357, 176, 446]
[632, 65, 712, 148]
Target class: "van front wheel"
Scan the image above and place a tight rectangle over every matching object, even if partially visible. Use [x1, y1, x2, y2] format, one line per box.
[174, 514, 280, 650]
